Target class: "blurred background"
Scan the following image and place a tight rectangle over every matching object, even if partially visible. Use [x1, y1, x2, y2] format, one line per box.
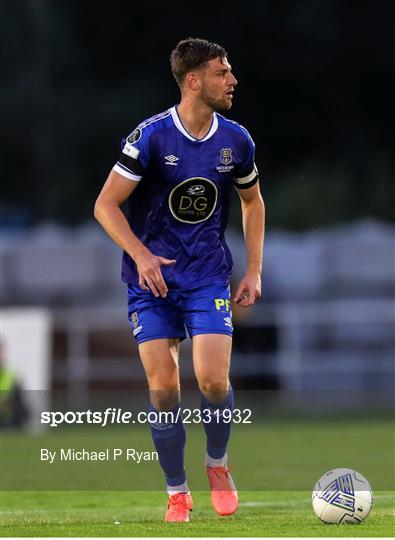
[1, 0, 394, 429]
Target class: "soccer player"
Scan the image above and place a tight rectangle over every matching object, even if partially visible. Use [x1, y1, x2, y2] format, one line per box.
[94, 38, 265, 522]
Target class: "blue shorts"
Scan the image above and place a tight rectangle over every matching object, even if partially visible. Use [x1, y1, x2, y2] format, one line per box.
[127, 281, 233, 345]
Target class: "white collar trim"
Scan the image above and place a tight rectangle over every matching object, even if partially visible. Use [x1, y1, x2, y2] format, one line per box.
[171, 106, 218, 142]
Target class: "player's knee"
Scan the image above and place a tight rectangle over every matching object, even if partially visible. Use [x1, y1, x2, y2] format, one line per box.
[150, 387, 180, 411]
[199, 379, 229, 402]
[144, 363, 179, 390]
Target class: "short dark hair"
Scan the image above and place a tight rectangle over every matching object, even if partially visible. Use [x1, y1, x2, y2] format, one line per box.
[170, 38, 227, 86]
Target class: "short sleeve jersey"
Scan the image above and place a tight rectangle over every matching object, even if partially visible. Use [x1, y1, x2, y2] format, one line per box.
[113, 105, 259, 290]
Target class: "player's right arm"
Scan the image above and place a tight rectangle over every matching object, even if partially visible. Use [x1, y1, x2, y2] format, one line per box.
[94, 170, 175, 298]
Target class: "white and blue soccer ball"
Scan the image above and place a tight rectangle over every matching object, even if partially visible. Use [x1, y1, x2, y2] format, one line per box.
[312, 468, 373, 524]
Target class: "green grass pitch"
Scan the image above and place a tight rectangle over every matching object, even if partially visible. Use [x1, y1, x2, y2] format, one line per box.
[1, 419, 394, 536]
[1, 490, 394, 537]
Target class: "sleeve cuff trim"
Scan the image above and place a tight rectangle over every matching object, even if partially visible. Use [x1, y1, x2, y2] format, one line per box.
[113, 163, 142, 181]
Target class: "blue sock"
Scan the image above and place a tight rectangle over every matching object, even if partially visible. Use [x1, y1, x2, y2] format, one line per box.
[148, 403, 186, 487]
[200, 385, 234, 460]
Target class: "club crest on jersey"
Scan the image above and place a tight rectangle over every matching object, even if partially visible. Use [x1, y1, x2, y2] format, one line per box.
[220, 148, 233, 165]
[217, 148, 234, 173]
[131, 311, 139, 328]
[126, 128, 142, 145]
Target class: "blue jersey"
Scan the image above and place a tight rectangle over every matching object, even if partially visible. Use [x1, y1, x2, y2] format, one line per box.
[113, 105, 259, 290]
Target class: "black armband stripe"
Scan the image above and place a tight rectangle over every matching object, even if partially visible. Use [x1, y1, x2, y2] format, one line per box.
[117, 153, 145, 176]
[234, 175, 259, 189]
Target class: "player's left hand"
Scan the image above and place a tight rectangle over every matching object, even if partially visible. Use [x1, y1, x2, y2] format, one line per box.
[233, 272, 261, 308]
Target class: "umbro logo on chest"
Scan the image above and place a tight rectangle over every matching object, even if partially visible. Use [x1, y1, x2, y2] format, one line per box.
[165, 155, 179, 166]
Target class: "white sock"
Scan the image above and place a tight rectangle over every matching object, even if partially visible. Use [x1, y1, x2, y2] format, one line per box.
[167, 481, 189, 496]
[206, 452, 228, 468]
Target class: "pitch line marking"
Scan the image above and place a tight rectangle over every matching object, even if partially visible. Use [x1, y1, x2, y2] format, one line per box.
[240, 493, 394, 508]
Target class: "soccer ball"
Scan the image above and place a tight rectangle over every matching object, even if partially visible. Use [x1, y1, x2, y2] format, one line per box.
[312, 468, 373, 524]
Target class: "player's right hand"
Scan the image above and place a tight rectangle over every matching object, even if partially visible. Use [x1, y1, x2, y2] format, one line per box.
[135, 251, 176, 298]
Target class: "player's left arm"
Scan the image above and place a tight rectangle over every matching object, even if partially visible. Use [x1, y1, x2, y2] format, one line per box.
[234, 181, 265, 307]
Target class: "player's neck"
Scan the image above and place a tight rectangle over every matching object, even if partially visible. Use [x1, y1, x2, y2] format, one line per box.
[176, 100, 214, 140]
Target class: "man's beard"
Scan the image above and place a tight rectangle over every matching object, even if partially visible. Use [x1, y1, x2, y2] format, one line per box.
[201, 90, 232, 113]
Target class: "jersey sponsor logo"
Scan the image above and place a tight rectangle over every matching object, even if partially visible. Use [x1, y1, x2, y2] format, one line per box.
[220, 148, 233, 165]
[215, 298, 231, 312]
[186, 185, 205, 195]
[127, 128, 142, 145]
[169, 177, 218, 224]
[165, 154, 179, 166]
